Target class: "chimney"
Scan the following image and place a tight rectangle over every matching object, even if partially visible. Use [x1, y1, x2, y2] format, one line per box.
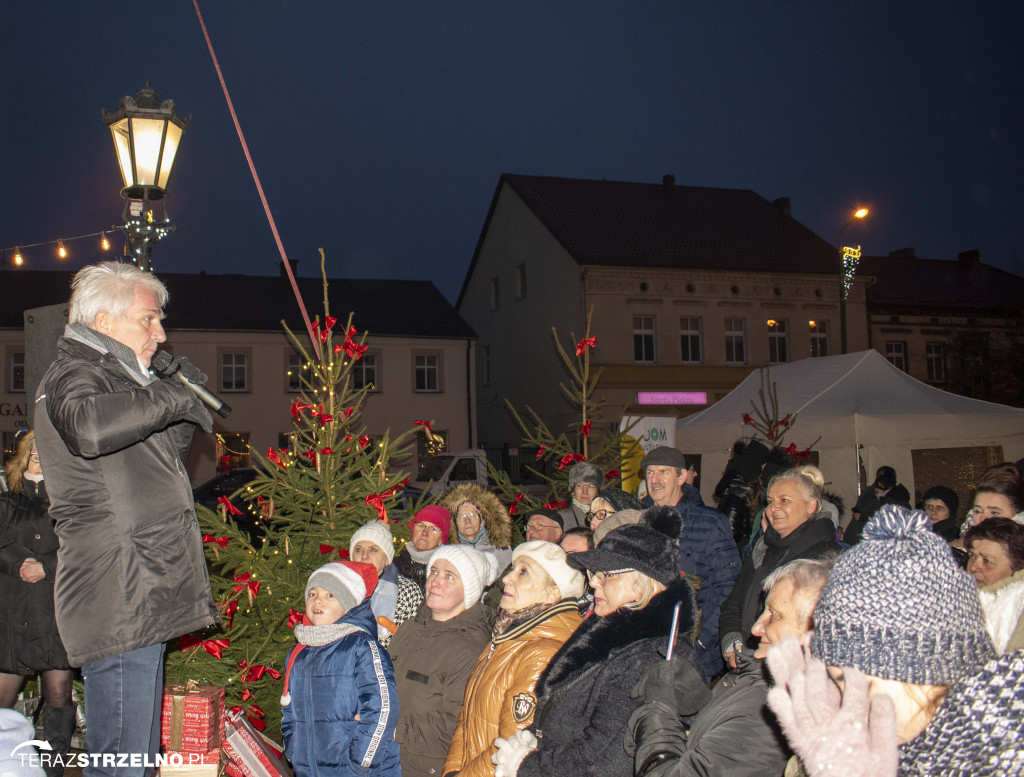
[957, 249, 980, 269]
[889, 247, 916, 259]
[662, 174, 677, 198]
[772, 197, 791, 216]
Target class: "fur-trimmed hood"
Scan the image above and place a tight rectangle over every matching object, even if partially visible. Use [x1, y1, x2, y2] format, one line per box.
[535, 575, 700, 699]
[440, 483, 512, 549]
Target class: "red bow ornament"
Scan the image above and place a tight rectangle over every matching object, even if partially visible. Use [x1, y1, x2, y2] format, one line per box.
[217, 497, 242, 516]
[508, 493, 525, 515]
[557, 453, 586, 471]
[288, 608, 303, 629]
[238, 661, 282, 684]
[543, 501, 568, 510]
[179, 636, 229, 659]
[581, 420, 592, 438]
[576, 336, 597, 356]
[232, 571, 261, 605]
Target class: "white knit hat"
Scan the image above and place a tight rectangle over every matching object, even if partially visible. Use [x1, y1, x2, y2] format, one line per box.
[512, 540, 585, 599]
[349, 521, 396, 565]
[428, 545, 498, 609]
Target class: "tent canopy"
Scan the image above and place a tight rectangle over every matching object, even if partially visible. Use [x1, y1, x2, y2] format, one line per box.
[678, 350, 1024, 510]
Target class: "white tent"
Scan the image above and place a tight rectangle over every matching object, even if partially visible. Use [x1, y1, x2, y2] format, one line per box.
[678, 350, 1024, 510]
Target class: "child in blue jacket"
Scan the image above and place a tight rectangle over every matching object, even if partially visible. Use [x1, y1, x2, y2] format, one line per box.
[281, 560, 401, 777]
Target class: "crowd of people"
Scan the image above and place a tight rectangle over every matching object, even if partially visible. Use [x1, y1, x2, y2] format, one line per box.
[2, 260, 1023, 777]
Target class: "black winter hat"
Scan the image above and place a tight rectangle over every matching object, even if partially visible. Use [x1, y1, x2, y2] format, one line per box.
[567, 505, 681, 585]
[524, 506, 564, 529]
[639, 446, 689, 470]
[594, 488, 643, 513]
[922, 485, 959, 519]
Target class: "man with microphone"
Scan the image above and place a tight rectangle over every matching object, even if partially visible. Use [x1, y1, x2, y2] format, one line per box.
[34, 261, 218, 777]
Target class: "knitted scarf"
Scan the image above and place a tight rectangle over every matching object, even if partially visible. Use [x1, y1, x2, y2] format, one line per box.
[293, 620, 370, 647]
[406, 545, 437, 565]
[64, 322, 155, 386]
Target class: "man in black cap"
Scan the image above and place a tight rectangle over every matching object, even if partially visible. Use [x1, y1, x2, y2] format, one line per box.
[871, 465, 911, 509]
[523, 507, 564, 544]
[639, 446, 740, 678]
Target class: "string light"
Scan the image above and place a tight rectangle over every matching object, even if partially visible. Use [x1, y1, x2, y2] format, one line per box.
[101, 232, 110, 251]
[841, 245, 862, 299]
[2, 229, 117, 268]
[13, 247, 22, 266]
[57, 240, 67, 259]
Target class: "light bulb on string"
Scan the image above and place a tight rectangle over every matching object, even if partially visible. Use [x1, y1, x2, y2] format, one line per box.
[13, 247, 23, 266]
[101, 232, 110, 251]
[57, 240, 67, 259]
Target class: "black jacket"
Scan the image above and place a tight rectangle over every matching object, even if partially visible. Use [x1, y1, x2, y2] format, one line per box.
[388, 602, 494, 777]
[34, 336, 217, 666]
[0, 480, 71, 674]
[518, 576, 703, 777]
[393, 547, 428, 593]
[628, 652, 790, 777]
[719, 517, 840, 653]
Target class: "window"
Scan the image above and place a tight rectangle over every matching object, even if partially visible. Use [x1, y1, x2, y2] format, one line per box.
[885, 341, 907, 372]
[489, 277, 500, 311]
[414, 352, 442, 392]
[515, 264, 526, 299]
[725, 318, 746, 364]
[278, 432, 298, 454]
[285, 351, 314, 392]
[482, 344, 491, 385]
[767, 319, 789, 364]
[680, 317, 702, 364]
[7, 350, 24, 392]
[216, 432, 250, 470]
[633, 316, 656, 363]
[416, 428, 448, 479]
[220, 350, 250, 392]
[926, 343, 946, 383]
[809, 320, 829, 358]
[352, 351, 380, 391]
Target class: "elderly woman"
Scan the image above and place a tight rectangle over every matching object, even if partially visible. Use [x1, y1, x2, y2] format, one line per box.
[767, 506, 1022, 776]
[720, 465, 840, 669]
[584, 488, 642, 532]
[964, 518, 1024, 656]
[559, 462, 604, 529]
[921, 485, 961, 542]
[389, 545, 496, 777]
[350, 522, 423, 647]
[443, 542, 584, 777]
[0, 431, 76, 777]
[492, 507, 704, 777]
[441, 483, 513, 570]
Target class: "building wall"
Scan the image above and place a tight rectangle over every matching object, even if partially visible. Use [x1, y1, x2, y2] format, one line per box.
[0, 328, 475, 484]
[458, 182, 585, 444]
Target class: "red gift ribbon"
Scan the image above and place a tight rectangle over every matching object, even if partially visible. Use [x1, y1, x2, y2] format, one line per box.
[535, 443, 548, 460]
[203, 534, 230, 548]
[365, 479, 408, 522]
[232, 571, 261, 598]
[543, 501, 568, 510]
[319, 544, 335, 554]
[557, 453, 586, 471]
[179, 635, 229, 659]
[238, 661, 282, 683]
[287, 609, 303, 629]
[575, 336, 597, 356]
[216, 497, 242, 516]
[581, 420, 592, 438]
[508, 493, 525, 515]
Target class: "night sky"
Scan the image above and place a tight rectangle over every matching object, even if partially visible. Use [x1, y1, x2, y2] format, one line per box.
[2, 2, 1021, 304]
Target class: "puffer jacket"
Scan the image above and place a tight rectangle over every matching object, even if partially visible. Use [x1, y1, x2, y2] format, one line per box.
[442, 599, 582, 777]
[388, 601, 494, 776]
[281, 599, 400, 777]
[519, 577, 703, 777]
[442, 483, 514, 570]
[34, 336, 216, 666]
[0, 479, 71, 674]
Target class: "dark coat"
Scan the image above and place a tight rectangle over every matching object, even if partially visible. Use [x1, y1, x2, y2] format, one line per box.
[644, 485, 741, 678]
[34, 336, 216, 666]
[281, 599, 400, 777]
[518, 576, 703, 777]
[628, 653, 790, 777]
[719, 517, 840, 653]
[393, 547, 428, 593]
[0, 480, 71, 674]
[388, 602, 494, 777]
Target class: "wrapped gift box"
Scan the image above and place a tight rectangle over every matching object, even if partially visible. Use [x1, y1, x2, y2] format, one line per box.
[223, 710, 292, 777]
[161, 684, 226, 753]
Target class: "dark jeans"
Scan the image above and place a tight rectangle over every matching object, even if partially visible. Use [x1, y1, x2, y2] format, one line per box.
[81, 643, 164, 777]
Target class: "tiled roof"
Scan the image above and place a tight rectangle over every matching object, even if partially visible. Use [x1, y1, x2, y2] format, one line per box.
[501, 174, 839, 272]
[859, 254, 1024, 313]
[0, 270, 476, 339]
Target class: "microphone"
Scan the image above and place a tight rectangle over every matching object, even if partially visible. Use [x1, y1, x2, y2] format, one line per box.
[151, 351, 232, 419]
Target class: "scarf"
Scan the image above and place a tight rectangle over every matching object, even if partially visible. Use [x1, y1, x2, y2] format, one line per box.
[64, 322, 155, 386]
[493, 602, 553, 638]
[370, 564, 400, 641]
[571, 497, 589, 514]
[406, 544, 437, 564]
[458, 525, 490, 546]
[293, 620, 370, 647]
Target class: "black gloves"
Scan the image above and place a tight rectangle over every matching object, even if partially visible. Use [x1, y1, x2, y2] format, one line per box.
[160, 354, 208, 386]
[631, 655, 712, 716]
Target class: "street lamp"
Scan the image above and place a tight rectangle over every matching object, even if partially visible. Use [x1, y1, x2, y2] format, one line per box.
[102, 82, 190, 271]
[838, 207, 869, 354]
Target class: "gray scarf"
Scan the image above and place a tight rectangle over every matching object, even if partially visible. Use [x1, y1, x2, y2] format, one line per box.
[64, 323, 155, 386]
[293, 621, 370, 647]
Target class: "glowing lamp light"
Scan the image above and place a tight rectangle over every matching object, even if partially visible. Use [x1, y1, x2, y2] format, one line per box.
[13, 247, 23, 266]
[100, 232, 110, 251]
[854, 208, 869, 219]
[57, 240, 67, 259]
[766, 319, 778, 326]
[102, 83, 190, 201]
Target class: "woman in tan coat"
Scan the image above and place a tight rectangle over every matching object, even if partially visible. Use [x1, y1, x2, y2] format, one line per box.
[442, 541, 583, 777]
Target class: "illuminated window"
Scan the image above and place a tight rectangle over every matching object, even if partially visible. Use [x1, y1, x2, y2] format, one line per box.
[633, 316, 656, 363]
[767, 319, 789, 364]
[725, 318, 746, 365]
[809, 320, 830, 358]
[680, 317, 702, 364]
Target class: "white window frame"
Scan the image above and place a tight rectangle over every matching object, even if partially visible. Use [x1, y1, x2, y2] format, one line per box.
[413, 351, 443, 393]
[219, 349, 251, 392]
[885, 341, 908, 372]
[680, 317, 702, 364]
[633, 316, 656, 364]
[7, 348, 25, 393]
[352, 349, 381, 392]
[926, 342, 946, 383]
[767, 319, 789, 364]
[809, 320, 830, 358]
[725, 318, 746, 365]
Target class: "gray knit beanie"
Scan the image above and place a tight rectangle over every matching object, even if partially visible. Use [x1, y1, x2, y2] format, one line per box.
[568, 461, 604, 493]
[812, 505, 995, 685]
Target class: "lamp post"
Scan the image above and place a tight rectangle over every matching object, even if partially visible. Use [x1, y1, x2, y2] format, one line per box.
[102, 83, 190, 271]
[838, 207, 868, 354]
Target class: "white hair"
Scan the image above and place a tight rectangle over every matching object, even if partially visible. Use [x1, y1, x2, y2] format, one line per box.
[69, 261, 169, 327]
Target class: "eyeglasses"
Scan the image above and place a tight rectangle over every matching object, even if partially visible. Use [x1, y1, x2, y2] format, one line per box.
[584, 509, 612, 524]
[456, 511, 480, 522]
[586, 568, 635, 585]
[526, 522, 560, 532]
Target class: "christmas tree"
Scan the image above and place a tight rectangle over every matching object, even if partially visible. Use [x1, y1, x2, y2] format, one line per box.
[489, 308, 642, 516]
[164, 254, 415, 736]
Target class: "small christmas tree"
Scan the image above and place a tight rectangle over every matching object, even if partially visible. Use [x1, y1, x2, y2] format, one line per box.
[489, 308, 642, 518]
[165, 253, 414, 735]
[740, 368, 818, 458]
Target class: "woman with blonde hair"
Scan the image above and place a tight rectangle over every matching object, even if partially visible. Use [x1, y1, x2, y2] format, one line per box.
[720, 465, 841, 669]
[0, 431, 76, 777]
